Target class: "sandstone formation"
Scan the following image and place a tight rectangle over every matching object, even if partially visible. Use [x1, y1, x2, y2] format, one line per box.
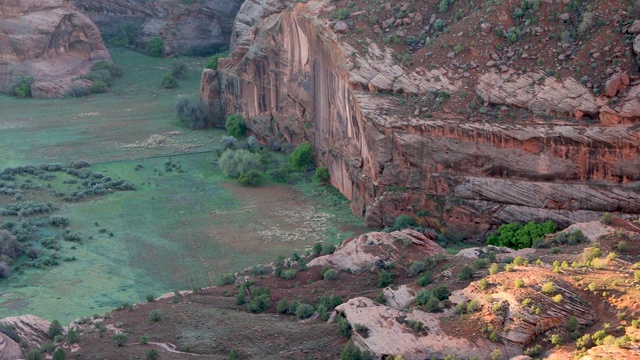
[0, 333, 22, 359]
[72, 0, 244, 55]
[307, 229, 445, 271]
[335, 297, 505, 360]
[0, 315, 51, 349]
[203, 0, 640, 239]
[0, 0, 111, 98]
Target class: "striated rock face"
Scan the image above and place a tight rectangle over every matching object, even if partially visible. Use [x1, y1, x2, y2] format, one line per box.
[72, 0, 244, 55]
[308, 229, 445, 271]
[0, 315, 51, 349]
[0, 0, 110, 98]
[204, 0, 640, 238]
[335, 297, 505, 360]
[0, 333, 22, 359]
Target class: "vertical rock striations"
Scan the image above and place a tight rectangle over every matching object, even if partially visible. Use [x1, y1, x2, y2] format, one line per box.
[203, 0, 640, 239]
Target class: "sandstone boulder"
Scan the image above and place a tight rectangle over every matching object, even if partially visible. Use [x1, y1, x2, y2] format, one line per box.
[308, 229, 445, 271]
[604, 71, 629, 97]
[0, 315, 51, 349]
[0, 333, 22, 359]
[333, 21, 350, 34]
[0, 0, 111, 98]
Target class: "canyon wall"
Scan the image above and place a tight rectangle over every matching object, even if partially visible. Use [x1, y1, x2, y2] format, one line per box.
[0, 0, 111, 98]
[72, 0, 244, 55]
[203, 0, 640, 239]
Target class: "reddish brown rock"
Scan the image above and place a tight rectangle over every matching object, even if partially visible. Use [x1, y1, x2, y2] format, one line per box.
[604, 71, 630, 97]
[0, 333, 22, 359]
[333, 21, 349, 34]
[0, 0, 111, 98]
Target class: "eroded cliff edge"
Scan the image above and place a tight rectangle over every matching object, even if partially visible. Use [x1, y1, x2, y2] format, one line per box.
[0, 0, 111, 98]
[202, 0, 640, 239]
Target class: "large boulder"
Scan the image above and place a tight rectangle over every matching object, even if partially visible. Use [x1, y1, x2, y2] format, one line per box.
[0, 0, 111, 98]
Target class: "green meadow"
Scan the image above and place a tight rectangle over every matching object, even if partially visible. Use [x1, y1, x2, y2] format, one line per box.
[0, 50, 365, 323]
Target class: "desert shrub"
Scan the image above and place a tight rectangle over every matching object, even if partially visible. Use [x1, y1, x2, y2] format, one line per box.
[48, 319, 63, 339]
[576, 333, 592, 350]
[553, 294, 563, 303]
[205, 51, 229, 70]
[408, 261, 426, 277]
[467, 299, 480, 313]
[321, 244, 336, 255]
[65, 328, 79, 345]
[313, 242, 323, 256]
[161, 73, 178, 88]
[217, 273, 235, 286]
[67, 81, 91, 97]
[112, 333, 128, 346]
[601, 212, 612, 225]
[252, 264, 270, 276]
[541, 281, 556, 294]
[0, 230, 22, 260]
[416, 271, 432, 286]
[323, 269, 338, 280]
[337, 315, 352, 337]
[247, 294, 270, 313]
[92, 61, 124, 78]
[146, 349, 159, 360]
[567, 316, 579, 332]
[225, 114, 246, 137]
[416, 289, 431, 305]
[246, 136, 259, 151]
[551, 334, 563, 346]
[314, 166, 330, 181]
[238, 170, 262, 187]
[90, 80, 108, 93]
[148, 310, 162, 322]
[567, 230, 588, 245]
[218, 149, 263, 179]
[432, 285, 451, 300]
[295, 303, 315, 319]
[26, 349, 43, 360]
[514, 279, 525, 288]
[391, 214, 416, 231]
[523, 345, 542, 357]
[486, 220, 556, 249]
[281, 269, 296, 280]
[491, 349, 503, 360]
[147, 37, 164, 56]
[13, 76, 34, 98]
[472, 258, 490, 269]
[228, 349, 239, 360]
[288, 143, 314, 169]
[277, 298, 289, 314]
[478, 278, 489, 290]
[221, 135, 237, 149]
[0, 325, 20, 343]
[174, 96, 208, 129]
[52, 349, 66, 360]
[377, 271, 393, 288]
[340, 340, 371, 360]
[513, 256, 526, 266]
[170, 61, 187, 79]
[458, 266, 474, 280]
[488, 263, 500, 275]
[108, 22, 138, 47]
[617, 241, 629, 253]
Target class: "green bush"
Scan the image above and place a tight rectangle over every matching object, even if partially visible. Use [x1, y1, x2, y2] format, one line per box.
[377, 271, 393, 288]
[147, 37, 164, 57]
[392, 214, 416, 231]
[478, 278, 489, 290]
[48, 319, 63, 339]
[432, 285, 451, 300]
[323, 269, 338, 280]
[238, 170, 262, 187]
[295, 303, 315, 319]
[314, 166, 330, 181]
[458, 266, 474, 280]
[491, 349, 503, 360]
[523, 345, 542, 357]
[567, 316, 579, 332]
[281, 269, 296, 279]
[217, 273, 235, 286]
[486, 220, 556, 249]
[337, 315, 352, 337]
[514, 279, 525, 288]
[205, 51, 229, 70]
[219, 149, 263, 179]
[90, 80, 108, 93]
[288, 143, 314, 169]
[13, 76, 34, 98]
[27, 349, 43, 360]
[225, 114, 247, 137]
[170, 61, 187, 79]
[488, 263, 500, 275]
[161, 73, 178, 88]
[228, 349, 239, 360]
[408, 261, 426, 277]
[67, 328, 79, 344]
[416, 271, 432, 286]
[601, 212, 612, 225]
[247, 294, 270, 313]
[148, 310, 162, 322]
[340, 340, 371, 360]
[92, 61, 124, 78]
[174, 96, 208, 129]
[541, 281, 556, 294]
[52, 349, 66, 360]
[112, 333, 128, 346]
[467, 299, 480, 313]
[146, 349, 159, 360]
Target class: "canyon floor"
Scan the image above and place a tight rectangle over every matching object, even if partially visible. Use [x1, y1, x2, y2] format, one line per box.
[0, 49, 366, 323]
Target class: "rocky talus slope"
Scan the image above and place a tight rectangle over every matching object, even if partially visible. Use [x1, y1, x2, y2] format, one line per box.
[0, 0, 111, 98]
[202, 0, 640, 239]
[72, 0, 244, 55]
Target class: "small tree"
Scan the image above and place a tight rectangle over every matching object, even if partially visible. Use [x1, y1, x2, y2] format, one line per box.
[288, 143, 314, 169]
[14, 76, 34, 98]
[170, 61, 187, 79]
[174, 96, 208, 129]
[52, 349, 66, 360]
[146, 349, 159, 360]
[48, 320, 63, 339]
[377, 271, 393, 288]
[314, 166, 330, 182]
[161, 73, 178, 88]
[225, 114, 247, 137]
[66, 328, 79, 344]
[601, 212, 612, 225]
[112, 333, 128, 346]
[147, 37, 164, 57]
[458, 266, 474, 280]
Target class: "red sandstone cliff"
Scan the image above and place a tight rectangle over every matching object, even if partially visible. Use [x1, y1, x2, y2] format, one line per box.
[0, 0, 111, 98]
[202, 0, 640, 239]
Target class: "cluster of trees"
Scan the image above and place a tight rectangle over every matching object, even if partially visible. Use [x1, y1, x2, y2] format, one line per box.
[486, 220, 556, 249]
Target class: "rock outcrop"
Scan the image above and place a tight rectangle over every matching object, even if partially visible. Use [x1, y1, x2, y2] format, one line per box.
[72, 0, 244, 55]
[0, 315, 51, 349]
[308, 229, 445, 271]
[0, 0, 111, 98]
[0, 333, 22, 359]
[204, 0, 640, 238]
